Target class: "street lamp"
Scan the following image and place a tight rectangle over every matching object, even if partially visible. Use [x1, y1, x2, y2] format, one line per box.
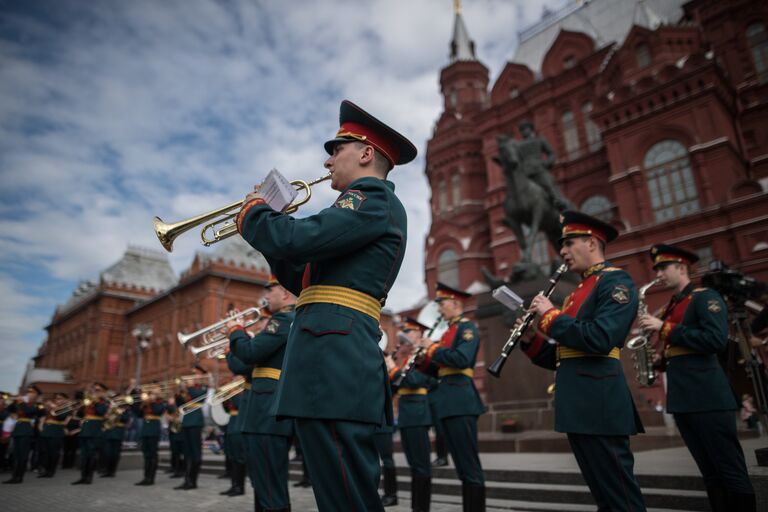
[131, 323, 153, 384]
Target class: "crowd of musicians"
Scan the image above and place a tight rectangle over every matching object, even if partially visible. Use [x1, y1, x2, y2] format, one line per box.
[2, 100, 765, 512]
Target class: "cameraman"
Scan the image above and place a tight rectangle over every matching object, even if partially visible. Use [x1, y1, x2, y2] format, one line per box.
[638, 245, 756, 512]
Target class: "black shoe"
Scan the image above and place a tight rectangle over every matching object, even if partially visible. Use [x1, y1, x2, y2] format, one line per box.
[173, 481, 193, 490]
[170, 471, 184, 478]
[381, 495, 398, 507]
[71, 478, 90, 485]
[220, 486, 235, 495]
[217, 472, 230, 479]
[293, 478, 311, 488]
[431, 457, 448, 467]
[135, 479, 150, 486]
[226, 486, 245, 496]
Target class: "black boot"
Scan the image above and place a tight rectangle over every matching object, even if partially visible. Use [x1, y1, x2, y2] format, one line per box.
[135, 457, 151, 485]
[186, 462, 199, 490]
[728, 490, 757, 512]
[226, 462, 245, 496]
[72, 458, 92, 485]
[380, 466, 398, 506]
[2, 461, 23, 484]
[466, 484, 485, 512]
[412, 475, 431, 512]
[705, 486, 727, 512]
[173, 460, 193, 490]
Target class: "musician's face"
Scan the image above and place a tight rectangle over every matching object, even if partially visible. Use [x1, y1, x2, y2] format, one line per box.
[656, 263, 685, 289]
[560, 237, 591, 273]
[325, 141, 370, 191]
[438, 298, 461, 319]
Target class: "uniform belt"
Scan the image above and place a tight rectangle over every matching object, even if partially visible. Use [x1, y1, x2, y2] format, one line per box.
[252, 367, 281, 380]
[557, 346, 620, 361]
[437, 367, 474, 378]
[229, 411, 239, 416]
[115, 422, 126, 427]
[665, 346, 699, 358]
[144, 415, 161, 421]
[397, 387, 428, 396]
[297, 285, 381, 321]
[243, 382, 252, 390]
[16, 418, 33, 423]
[45, 420, 66, 425]
[84, 415, 104, 421]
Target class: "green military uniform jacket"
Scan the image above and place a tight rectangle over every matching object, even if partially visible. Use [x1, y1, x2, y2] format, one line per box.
[419, 316, 485, 420]
[80, 399, 109, 438]
[180, 384, 207, 428]
[230, 307, 295, 437]
[237, 176, 407, 426]
[659, 284, 737, 413]
[523, 263, 644, 436]
[8, 401, 44, 437]
[226, 352, 252, 435]
[135, 400, 167, 437]
[41, 410, 69, 438]
[391, 367, 432, 428]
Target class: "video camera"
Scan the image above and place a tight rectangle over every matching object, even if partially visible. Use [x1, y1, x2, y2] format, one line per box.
[702, 260, 766, 304]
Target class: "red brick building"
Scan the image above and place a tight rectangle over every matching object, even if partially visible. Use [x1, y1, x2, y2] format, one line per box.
[423, 0, 768, 426]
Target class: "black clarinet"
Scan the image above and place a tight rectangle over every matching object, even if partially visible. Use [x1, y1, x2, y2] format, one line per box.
[391, 315, 443, 388]
[487, 263, 569, 378]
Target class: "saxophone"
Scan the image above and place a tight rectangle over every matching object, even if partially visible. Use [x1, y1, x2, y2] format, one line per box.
[627, 278, 661, 386]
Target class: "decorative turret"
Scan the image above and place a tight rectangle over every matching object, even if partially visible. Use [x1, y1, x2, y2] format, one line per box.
[440, 0, 489, 116]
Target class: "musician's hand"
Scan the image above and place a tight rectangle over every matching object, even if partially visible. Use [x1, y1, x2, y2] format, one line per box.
[638, 314, 663, 332]
[384, 354, 396, 371]
[528, 293, 554, 316]
[226, 319, 241, 331]
[244, 184, 264, 205]
[514, 317, 524, 329]
[651, 353, 662, 364]
[417, 337, 433, 349]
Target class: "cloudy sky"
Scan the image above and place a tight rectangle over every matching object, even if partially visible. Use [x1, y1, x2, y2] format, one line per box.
[0, 0, 568, 391]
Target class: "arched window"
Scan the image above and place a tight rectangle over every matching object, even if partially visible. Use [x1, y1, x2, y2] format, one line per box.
[636, 43, 651, 68]
[746, 23, 768, 81]
[561, 110, 580, 159]
[451, 174, 461, 206]
[438, 179, 447, 212]
[580, 195, 613, 222]
[644, 140, 699, 222]
[582, 102, 602, 152]
[437, 249, 460, 289]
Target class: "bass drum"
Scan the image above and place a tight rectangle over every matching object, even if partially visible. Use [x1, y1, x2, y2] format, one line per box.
[210, 402, 230, 427]
[417, 300, 449, 342]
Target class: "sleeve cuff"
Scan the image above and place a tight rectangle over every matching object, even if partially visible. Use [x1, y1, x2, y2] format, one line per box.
[236, 198, 267, 234]
[537, 308, 562, 336]
[522, 333, 547, 359]
[388, 367, 401, 381]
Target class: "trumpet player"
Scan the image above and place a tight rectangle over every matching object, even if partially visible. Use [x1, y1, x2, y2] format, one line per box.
[37, 392, 71, 478]
[3, 385, 43, 484]
[521, 211, 646, 512]
[388, 317, 433, 512]
[415, 283, 486, 511]
[72, 382, 109, 485]
[638, 244, 756, 511]
[174, 365, 209, 490]
[133, 389, 167, 486]
[227, 276, 295, 512]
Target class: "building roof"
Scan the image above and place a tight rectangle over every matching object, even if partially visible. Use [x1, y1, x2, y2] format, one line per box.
[195, 235, 270, 272]
[513, 0, 686, 75]
[450, 1, 477, 62]
[101, 245, 178, 291]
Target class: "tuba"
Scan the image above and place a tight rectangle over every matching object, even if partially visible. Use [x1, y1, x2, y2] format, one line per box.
[627, 278, 661, 386]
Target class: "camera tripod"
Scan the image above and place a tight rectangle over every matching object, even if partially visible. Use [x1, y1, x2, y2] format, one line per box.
[729, 302, 768, 435]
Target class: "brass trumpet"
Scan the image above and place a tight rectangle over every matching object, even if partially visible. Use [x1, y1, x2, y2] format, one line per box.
[178, 307, 265, 358]
[153, 173, 331, 252]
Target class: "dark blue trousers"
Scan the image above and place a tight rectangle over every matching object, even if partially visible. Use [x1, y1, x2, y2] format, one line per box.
[400, 426, 431, 477]
[11, 436, 31, 480]
[674, 411, 754, 493]
[244, 433, 290, 509]
[296, 419, 383, 512]
[568, 433, 646, 512]
[374, 431, 394, 468]
[442, 415, 484, 485]
[181, 427, 202, 468]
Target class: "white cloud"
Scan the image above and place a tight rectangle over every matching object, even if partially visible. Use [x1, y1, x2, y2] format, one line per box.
[0, 0, 567, 389]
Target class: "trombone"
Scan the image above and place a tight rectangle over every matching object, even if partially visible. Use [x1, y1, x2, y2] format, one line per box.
[153, 173, 331, 252]
[208, 378, 246, 406]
